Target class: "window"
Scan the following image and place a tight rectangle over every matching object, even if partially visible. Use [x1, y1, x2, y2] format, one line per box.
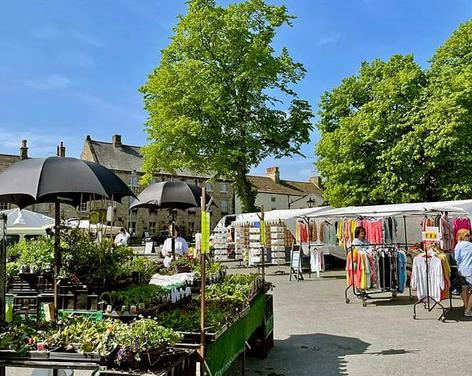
[206, 183, 213, 192]
[271, 197, 276, 202]
[78, 202, 88, 213]
[0, 202, 10, 211]
[148, 221, 156, 234]
[220, 182, 228, 193]
[129, 172, 139, 187]
[221, 200, 229, 214]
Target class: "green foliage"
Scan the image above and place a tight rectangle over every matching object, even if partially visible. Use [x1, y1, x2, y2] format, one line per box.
[316, 19, 472, 205]
[140, 0, 312, 212]
[100, 284, 167, 308]
[7, 237, 54, 277]
[117, 257, 157, 283]
[60, 230, 134, 284]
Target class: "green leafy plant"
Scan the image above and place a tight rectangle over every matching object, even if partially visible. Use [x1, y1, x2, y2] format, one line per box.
[100, 284, 167, 308]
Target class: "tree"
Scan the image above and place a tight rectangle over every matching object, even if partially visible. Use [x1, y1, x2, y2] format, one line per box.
[419, 19, 472, 200]
[316, 19, 472, 206]
[140, 0, 312, 212]
[315, 55, 426, 206]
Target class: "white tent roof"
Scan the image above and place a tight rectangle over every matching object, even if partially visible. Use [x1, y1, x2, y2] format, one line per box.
[0, 208, 54, 229]
[232, 207, 332, 235]
[305, 199, 472, 219]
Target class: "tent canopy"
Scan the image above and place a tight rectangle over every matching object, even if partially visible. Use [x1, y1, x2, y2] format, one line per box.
[0, 208, 54, 229]
[305, 199, 472, 219]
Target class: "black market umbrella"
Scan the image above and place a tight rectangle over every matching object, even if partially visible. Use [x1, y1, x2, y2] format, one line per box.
[129, 180, 212, 211]
[0, 157, 134, 208]
[0, 157, 136, 317]
[130, 180, 213, 259]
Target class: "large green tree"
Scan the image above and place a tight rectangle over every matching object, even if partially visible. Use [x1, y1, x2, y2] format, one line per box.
[316, 55, 426, 206]
[140, 0, 312, 212]
[316, 19, 472, 206]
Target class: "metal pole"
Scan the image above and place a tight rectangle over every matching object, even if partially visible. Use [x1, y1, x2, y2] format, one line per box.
[0, 213, 7, 322]
[171, 215, 176, 261]
[260, 206, 265, 286]
[53, 199, 60, 320]
[403, 215, 408, 251]
[199, 187, 206, 375]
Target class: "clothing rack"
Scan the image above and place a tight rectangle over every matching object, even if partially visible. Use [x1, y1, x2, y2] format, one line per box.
[345, 243, 407, 307]
[412, 245, 449, 322]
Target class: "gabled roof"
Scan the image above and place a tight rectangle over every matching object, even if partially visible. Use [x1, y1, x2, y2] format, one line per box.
[248, 176, 322, 196]
[85, 139, 213, 179]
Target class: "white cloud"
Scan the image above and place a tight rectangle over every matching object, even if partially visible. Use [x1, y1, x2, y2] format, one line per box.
[0, 127, 73, 157]
[58, 51, 95, 69]
[72, 31, 104, 48]
[317, 34, 341, 46]
[24, 74, 71, 90]
[31, 25, 58, 40]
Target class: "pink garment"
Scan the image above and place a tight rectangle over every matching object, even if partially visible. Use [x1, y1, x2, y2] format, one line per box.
[453, 217, 471, 244]
[440, 214, 454, 252]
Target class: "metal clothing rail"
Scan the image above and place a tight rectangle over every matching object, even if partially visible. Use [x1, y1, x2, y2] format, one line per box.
[412, 246, 450, 322]
[345, 244, 408, 307]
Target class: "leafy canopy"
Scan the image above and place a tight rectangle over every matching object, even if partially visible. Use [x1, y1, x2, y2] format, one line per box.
[140, 0, 312, 211]
[316, 19, 472, 206]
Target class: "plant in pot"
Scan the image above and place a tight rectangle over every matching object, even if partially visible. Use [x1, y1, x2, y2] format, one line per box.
[114, 319, 181, 369]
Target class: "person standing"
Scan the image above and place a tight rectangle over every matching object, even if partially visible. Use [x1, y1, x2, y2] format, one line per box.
[162, 224, 188, 267]
[454, 229, 472, 316]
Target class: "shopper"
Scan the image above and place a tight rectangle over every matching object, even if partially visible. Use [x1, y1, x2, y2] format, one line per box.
[454, 229, 472, 316]
[114, 227, 130, 247]
[352, 226, 369, 247]
[162, 224, 189, 267]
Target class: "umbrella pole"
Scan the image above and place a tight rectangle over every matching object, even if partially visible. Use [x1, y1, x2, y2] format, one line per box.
[53, 199, 60, 321]
[199, 188, 206, 375]
[171, 219, 176, 261]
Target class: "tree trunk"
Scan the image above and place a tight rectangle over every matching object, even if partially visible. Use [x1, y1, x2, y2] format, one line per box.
[234, 168, 258, 213]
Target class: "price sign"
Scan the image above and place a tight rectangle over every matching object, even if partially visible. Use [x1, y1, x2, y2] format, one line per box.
[201, 211, 211, 254]
[422, 226, 440, 242]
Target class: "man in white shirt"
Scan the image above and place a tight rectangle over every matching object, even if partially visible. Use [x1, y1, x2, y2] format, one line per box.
[162, 224, 188, 267]
[114, 227, 130, 247]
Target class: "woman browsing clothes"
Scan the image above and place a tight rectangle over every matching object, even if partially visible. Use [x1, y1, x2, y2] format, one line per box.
[454, 229, 472, 316]
[162, 224, 189, 268]
[352, 226, 370, 248]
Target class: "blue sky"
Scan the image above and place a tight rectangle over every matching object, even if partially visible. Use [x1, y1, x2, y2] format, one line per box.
[1, 1, 471, 181]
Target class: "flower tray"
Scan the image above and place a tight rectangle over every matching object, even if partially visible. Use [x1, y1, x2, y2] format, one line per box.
[49, 350, 101, 362]
[0, 350, 49, 360]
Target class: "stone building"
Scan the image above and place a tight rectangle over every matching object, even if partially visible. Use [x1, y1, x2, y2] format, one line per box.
[234, 167, 324, 213]
[78, 135, 235, 242]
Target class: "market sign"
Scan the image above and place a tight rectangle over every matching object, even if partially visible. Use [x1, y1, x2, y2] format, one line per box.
[422, 226, 440, 242]
[201, 211, 210, 254]
[260, 219, 267, 246]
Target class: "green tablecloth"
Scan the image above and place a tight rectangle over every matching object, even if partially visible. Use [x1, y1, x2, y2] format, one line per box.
[206, 293, 266, 376]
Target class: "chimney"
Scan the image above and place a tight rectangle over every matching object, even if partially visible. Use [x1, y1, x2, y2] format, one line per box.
[20, 139, 28, 160]
[57, 141, 66, 157]
[266, 167, 280, 183]
[309, 175, 322, 188]
[112, 134, 122, 148]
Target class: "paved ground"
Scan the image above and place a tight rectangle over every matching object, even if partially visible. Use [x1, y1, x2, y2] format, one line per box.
[227, 266, 472, 376]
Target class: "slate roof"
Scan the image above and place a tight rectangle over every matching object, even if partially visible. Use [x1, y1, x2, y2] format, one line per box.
[86, 139, 213, 178]
[247, 176, 322, 196]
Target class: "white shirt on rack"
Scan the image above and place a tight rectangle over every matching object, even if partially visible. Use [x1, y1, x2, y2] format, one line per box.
[410, 253, 444, 301]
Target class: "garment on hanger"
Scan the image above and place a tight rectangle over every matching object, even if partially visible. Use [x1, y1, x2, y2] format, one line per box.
[439, 213, 454, 252]
[410, 250, 445, 301]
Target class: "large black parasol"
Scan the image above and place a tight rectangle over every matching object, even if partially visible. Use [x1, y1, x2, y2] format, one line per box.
[0, 157, 134, 208]
[0, 157, 136, 318]
[130, 180, 213, 260]
[129, 180, 211, 210]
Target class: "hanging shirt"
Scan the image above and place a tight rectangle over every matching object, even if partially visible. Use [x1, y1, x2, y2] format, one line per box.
[440, 214, 454, 252]
[411, 253, 445, 301]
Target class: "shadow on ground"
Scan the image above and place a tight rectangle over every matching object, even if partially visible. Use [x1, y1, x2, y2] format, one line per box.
[226, 333, 370, 376]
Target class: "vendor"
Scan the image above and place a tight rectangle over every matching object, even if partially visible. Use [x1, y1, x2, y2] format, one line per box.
[454, 229, 472, 316]
[352, 226, 369, 247]
[162, 224, 188, 267]
[114, 227, 130, 247]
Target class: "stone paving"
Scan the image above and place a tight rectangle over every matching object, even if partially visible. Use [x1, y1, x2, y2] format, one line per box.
[227, 266, 472, 376]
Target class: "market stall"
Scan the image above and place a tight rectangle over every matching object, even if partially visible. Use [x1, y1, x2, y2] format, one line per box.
[303, 199, 472, 320]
